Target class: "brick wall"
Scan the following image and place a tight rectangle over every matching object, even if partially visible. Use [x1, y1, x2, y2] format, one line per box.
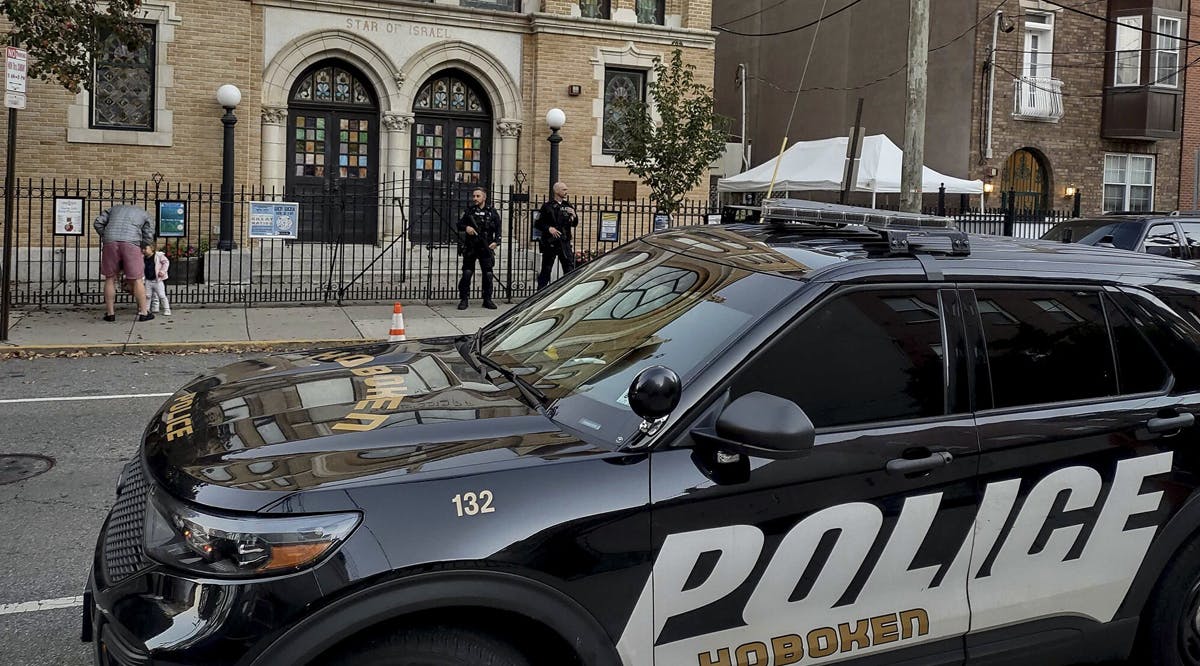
[520, 30, 715, 201]
[1180, 2, 1199, 209]
[969, 2, 1181, 215]
[0, 0, 714, 217]
[0, 0, 259, 189]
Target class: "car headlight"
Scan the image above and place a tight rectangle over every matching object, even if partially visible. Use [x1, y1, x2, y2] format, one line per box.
[143, 486, 361, 578]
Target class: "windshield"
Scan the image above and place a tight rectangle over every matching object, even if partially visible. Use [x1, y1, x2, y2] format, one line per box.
[1042, 219, 1142, 250]
[477, 240, 794, 445]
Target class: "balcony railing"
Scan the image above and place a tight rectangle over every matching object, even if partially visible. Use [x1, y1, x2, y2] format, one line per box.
[1012, 76, 1064, 122]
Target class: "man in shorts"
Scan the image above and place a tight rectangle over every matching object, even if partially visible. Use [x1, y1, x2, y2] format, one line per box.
[94, 204, 156, 322]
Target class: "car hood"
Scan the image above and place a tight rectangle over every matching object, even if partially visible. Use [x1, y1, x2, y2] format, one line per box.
[143, 339, 603, 512]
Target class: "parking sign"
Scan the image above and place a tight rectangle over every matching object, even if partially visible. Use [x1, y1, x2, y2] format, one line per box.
[5, 47, 26, 109]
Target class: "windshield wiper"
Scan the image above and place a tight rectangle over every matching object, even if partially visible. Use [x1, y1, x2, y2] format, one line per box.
[470, 337, 550, 411]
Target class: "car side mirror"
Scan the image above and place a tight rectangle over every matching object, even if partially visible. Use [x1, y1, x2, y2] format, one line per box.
[628, 366, 681, 422]
[693, 392, 815, 459]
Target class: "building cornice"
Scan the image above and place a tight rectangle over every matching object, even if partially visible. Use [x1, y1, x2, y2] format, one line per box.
[251, 0, 717, 48]
[530, 13, 716, 49]
[253, 0, 531, 33]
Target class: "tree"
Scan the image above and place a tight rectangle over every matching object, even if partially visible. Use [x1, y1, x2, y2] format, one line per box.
[607, 48, 729, 215]
[1, 0, 145, 93]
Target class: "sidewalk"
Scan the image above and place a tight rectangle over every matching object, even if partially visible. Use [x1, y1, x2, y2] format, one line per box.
[0, 301, 516, 354]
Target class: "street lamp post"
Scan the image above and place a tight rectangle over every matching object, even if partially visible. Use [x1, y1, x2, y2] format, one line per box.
[216, 84, 241, 251]
[546, 108, 565, 198]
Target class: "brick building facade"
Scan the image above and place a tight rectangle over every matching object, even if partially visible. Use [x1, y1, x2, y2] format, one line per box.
[1, 0, 715, 245]
[971, 0, 1183, 216]
[713, 0, 1187, 216]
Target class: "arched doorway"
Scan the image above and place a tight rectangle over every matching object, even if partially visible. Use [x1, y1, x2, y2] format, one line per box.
[286, 59, 379, 244]
[409, 70, 493, 245]
[1000, 148, 1050, 211]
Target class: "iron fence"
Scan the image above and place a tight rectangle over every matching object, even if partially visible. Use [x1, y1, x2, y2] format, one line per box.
[1, 177, 721, 307]
[1, 178, 1081, 308]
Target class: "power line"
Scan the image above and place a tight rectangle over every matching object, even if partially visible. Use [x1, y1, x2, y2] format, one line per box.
[746, 0, 1004, 94]
[1041, 0, 1200, 46]
[714, 0, 796, 28]
[715, 0, 869, 38]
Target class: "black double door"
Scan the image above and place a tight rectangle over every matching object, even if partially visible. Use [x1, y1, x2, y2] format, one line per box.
[287, 109, 379, 244]
[409, 116, 491, 246]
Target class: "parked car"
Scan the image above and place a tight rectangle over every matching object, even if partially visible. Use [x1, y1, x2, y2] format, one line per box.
[1040, 212, 1200, 259]
[87, 200, 1200, 665]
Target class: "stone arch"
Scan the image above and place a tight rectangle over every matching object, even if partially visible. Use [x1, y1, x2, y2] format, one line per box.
[397, 40, 521, 122]
[263, 30, 401, 112]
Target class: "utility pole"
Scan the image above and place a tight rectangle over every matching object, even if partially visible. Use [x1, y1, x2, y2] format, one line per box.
[900, 0, 929, 213]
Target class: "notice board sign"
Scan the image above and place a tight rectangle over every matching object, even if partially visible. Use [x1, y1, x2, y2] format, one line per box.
[54, 196, 85, 236]
[249, 201, 299, 239]
[156, 200, 187, 238]
[598, 211, 621, 243]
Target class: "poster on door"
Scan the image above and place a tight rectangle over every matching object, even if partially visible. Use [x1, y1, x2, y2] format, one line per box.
[249, 201, 299, 239]
[53, 196, 85, 236]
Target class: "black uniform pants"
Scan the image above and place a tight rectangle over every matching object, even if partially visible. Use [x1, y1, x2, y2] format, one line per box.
[536, 242, 575, 290]
[459, 250, 495, 301]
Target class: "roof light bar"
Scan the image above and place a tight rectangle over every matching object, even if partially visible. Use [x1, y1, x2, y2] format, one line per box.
[761, 198, 955, 229]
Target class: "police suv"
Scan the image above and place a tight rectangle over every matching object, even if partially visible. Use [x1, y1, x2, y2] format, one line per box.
[86, 200, 1200, 666]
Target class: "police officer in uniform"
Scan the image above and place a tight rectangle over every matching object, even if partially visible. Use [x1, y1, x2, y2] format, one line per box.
[457, 187, 502, 310]
[535, 181, 578, 290]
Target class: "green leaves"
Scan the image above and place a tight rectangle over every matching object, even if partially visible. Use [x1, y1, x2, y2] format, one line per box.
[608, 49, 730, 214]
[1, 0, 145, 92]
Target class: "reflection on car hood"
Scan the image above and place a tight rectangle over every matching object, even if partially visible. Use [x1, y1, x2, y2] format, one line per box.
[143, 339, 602, 511]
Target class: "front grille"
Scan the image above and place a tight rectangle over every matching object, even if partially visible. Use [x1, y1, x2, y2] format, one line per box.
[102, 461, 150, 583]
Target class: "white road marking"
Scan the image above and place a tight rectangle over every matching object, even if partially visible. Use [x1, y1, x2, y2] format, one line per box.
[0, 596, 84, 616]
[0, 392, 172, 405]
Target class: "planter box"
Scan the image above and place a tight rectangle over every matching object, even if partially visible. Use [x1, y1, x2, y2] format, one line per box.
[164, 257, 204, 285]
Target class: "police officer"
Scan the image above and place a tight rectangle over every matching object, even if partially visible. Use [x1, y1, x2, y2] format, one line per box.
[457, 187, 502, 310]
[535, 181, 578, 290]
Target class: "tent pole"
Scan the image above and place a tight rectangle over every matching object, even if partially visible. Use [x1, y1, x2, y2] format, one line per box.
[766, 136, 789, 199]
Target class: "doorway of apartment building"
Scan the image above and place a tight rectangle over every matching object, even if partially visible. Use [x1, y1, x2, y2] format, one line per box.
[286, 59, 380, 244]
[1000, 148, 1050, 211]
[409, 69, 493, 246]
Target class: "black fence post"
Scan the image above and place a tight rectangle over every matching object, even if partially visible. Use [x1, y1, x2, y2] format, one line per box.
[937, 184, 946, 217]
[1003, 189, 1016, 237]
[1072, 191, 1081, 218]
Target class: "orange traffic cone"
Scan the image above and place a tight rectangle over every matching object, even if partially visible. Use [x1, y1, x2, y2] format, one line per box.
[388, 302, 406, 342]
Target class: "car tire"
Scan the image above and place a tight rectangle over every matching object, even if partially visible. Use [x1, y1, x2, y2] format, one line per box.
[326, 625, 531, 666]
[1144, 537, 1200, 666]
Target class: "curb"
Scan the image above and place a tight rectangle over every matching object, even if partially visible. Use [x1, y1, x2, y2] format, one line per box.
[0, 338, 371, 357]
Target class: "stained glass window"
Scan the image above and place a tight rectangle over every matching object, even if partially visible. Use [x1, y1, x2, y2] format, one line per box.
[603, 68, 645, 153]
[292, 115, 328, 178]
[579, 0, 610, 19]
[91, 24, 156, 131]
[290, 63, 375, 107]
[635, 0, 664, 25]
[413, 74, 488, 115]
[454, 126, 484, 184]
[336, 118, 371, 179]
[412, 123, 445, 182]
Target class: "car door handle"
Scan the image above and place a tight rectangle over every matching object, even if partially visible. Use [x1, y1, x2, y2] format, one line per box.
[886, 451, 953, 476]
[1147, 412, 1195, 434]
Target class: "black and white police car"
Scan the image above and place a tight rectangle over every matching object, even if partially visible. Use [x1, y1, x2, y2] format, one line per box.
[86, 199, 1200, 666]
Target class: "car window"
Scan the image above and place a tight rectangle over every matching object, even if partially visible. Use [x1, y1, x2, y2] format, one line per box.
[1041, 219, 1110, 243]
[732, 289, 948, 428]
[478, 242, 794, 445]
[977, 289, 1116, 409]
[1179, 221, 1200, 247]
[1076, 221, 1144, 250]
[1105, 295, 1170, 394]
[1144, 223, 1185, 258]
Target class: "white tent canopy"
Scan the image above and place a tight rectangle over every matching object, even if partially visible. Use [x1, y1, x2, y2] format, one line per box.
[717, 134, 984, 200]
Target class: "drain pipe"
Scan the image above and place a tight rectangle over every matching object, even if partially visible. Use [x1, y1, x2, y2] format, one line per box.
[985, 9, 1004, 160]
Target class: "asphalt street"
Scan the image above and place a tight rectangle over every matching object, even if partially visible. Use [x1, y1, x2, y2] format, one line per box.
[0, 352, 247, 666]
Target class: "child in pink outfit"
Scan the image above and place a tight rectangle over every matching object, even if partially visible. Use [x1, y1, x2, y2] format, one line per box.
[141, 243, 172, 315]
